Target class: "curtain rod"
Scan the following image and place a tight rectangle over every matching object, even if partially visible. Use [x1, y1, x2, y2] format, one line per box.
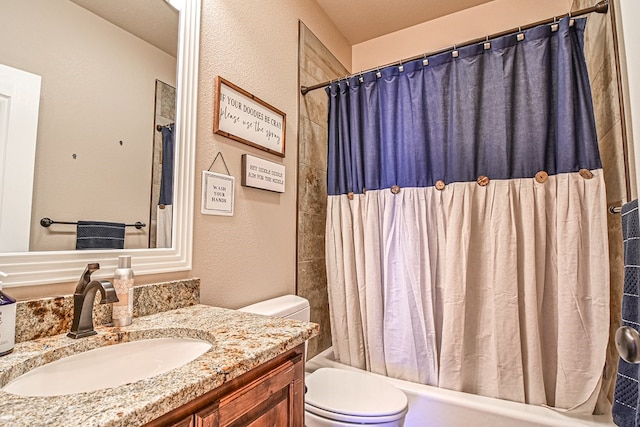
[301, 0, 609, 96]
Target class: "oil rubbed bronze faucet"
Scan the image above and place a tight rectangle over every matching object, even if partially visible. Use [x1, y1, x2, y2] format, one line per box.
[67, 263, 119, 339]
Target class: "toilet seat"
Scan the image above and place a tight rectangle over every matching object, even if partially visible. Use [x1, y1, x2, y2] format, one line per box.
[305, 368, 408, 424]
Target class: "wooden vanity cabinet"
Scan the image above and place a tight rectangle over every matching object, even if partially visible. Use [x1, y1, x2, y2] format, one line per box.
[144, 344, 305, 427]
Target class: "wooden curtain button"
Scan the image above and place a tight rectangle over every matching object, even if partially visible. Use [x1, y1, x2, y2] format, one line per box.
[535, 171, 548, 183]
[435, 180, 446, 191]
[477, 175, 490, 187]
[391, 185, 401, 194]
[579, 169, 593, 179]
[347, 192, 354, 200]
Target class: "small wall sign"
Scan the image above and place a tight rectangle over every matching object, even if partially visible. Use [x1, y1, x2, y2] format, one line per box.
[214, 76, 286, 157]
[241, 154, 285, 193]
[201, 171, 235, 216]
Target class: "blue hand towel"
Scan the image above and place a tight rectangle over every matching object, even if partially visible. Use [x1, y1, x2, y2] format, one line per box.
[614, 199, 640, 427]
[76, 221, 125, 250]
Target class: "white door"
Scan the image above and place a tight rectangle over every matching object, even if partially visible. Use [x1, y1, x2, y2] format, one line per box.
[0, 64, 41, 252]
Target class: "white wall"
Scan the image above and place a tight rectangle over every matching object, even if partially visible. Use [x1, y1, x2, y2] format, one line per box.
[615, 0, 640, 199]
[352, 0, 573, 72]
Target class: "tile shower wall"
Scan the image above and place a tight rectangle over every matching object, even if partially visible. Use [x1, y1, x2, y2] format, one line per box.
[297, 23, 348, 359]
[573, 0, 628, 410]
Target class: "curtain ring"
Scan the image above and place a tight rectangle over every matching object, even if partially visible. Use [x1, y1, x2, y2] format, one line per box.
[517, 26, 525, 42]
[484, 35, 491, 50]
[398, 59, 404, 72]
[376, 67, 381, 78]
[423, 53, 429, 66]
[452, 45, 459, 58]
[551, 16, 559, 32]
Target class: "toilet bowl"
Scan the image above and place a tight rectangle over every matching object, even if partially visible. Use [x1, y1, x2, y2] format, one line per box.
[305, 367, 408, 426]
[239, 295, 408, 427]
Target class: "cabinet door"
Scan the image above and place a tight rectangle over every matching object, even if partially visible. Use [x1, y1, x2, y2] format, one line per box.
[246, 398, 289, 427]
[216, 360, 296, 427]
[169, 415, 195, 427]
[145, 345, 305, 427]
[195, 403, 219, 427]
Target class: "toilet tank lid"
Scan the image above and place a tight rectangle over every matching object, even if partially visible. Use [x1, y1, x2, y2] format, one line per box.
[238, 295, 309, 318]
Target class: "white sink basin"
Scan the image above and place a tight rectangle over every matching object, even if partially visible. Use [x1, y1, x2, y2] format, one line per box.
[3, 337, 212, 397]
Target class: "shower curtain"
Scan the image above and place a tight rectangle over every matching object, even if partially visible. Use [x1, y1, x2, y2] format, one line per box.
[325, 18, 610, 413]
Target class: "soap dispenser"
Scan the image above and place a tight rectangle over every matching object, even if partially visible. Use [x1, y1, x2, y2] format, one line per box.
[0, 271, 16, 356]
[112, 256, 134, 326]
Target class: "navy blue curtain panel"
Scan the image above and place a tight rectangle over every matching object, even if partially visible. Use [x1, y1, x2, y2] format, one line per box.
[160, 124, 175, 206]
[326, 18, 600, 195]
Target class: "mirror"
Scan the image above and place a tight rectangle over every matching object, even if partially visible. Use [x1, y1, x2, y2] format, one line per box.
[0, 0, 199, 286]
[2, 0, 178, 252]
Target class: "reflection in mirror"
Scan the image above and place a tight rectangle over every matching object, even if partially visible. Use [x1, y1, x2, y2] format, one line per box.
[1, 0, 178, 252]
[0, 0, 200, 287]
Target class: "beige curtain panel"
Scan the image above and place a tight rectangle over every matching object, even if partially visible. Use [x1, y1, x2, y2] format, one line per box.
[326, 172, 609, 414]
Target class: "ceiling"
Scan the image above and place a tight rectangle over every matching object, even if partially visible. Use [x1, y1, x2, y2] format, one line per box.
[70, 0, 504, 55]
[70, 0, 179, 57]
[314, 0, 497, 45]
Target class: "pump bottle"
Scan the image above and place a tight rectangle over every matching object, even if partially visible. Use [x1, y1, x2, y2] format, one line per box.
[112, 256, 134, 326]
[0, 271, 16, 356]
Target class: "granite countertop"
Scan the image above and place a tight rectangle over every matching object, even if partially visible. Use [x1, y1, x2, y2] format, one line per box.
[0, 304, 318, 427]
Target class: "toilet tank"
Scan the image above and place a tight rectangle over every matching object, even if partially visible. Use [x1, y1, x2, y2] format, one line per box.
[238, 295, 310, 322]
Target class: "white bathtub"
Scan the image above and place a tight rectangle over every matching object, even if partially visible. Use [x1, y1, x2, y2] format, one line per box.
[306, 347, 615, 427]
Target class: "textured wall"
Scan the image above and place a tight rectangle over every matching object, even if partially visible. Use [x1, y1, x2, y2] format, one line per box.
[572, 0, 628, 411]
[192, 0, 350, 310]
[297, 23, 348, 359]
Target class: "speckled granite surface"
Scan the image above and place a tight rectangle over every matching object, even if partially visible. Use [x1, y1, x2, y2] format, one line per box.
[0, 304, 318, 427]
[15, 279, 200, 343]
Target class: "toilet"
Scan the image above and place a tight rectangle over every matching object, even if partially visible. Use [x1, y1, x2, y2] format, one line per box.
[239, 295, 408, 427]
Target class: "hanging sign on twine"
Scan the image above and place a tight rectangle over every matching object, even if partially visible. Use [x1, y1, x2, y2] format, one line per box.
[201, 152, 235, 216]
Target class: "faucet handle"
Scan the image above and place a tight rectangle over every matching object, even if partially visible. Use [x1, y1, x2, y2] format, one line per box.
[76, 263, 100, 293]
[98, 280, 119, 304]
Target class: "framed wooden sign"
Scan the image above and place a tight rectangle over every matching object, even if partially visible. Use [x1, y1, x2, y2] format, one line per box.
[241, 154, 285, 193]
[214, 76, 286, 157]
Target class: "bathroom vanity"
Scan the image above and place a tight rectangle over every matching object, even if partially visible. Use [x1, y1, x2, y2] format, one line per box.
[0, 301, 317, 426]
[146, 343, 305, 426]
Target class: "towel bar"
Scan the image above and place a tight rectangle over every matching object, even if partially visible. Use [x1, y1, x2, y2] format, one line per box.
[40, 218, 146, 230]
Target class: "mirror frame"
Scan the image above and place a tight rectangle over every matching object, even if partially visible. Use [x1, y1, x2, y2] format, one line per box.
[1, 0, 200, 287]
